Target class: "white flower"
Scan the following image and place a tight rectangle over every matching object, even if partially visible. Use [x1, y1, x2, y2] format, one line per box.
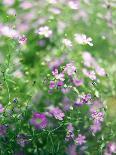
[74, 34, 93, 46]
[62, 38, 72, 47]
[37, 26, 52, 38]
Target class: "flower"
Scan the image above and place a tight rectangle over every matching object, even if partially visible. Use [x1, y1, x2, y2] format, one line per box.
[0, 125, 7, 136]
[65, 123, 74, 141]
[57, 81, 64, 87]
[62, 38, 72, 47]
[17, 134, 29, 147]
[104, 142, 116, 155]
[49, 81, 56, 89]
[18, 35, 27, 45]
[64, 63, 76, 76]
[73, 78, 83, 87]
[91, 111, 104, 123]
[0, 104, 4, 113]
[30, 113, 47, 129]
[68, 1, 79, 10]
[90, 122, 101, 134]
[83, 69, 96, 80]
[75, 134, 86, 145]
[50, 107, 65, 120]
[37, 26, 52, 38]
[74, 34, 93, 46]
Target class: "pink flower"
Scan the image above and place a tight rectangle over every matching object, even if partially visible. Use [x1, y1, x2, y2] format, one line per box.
[74, 34, 93, 46]
[75, 134, 86, 145]
[0, 104, 4, 113]
[83, 69, 96, 80]
[30, 113, 47, 129]
[37, 26, 52, 38]
[64, 63, 76, 76]
[50, 107, 65, 120]
[73, 78, 83, 86]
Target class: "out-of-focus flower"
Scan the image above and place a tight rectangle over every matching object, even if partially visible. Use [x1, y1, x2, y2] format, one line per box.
[49, 7, 61, 14]
[90, 122, 101, 134]
[0, 24, 19, 38]
[37, 26, 52, 38]
[64, 63, 76, 76]
[17, 134, 29, 147]
[75, 134, 86, 145]
[0, 104, 4, 113]
[50, 107, 65, 120]
[91, 111, 104, 123]
[104, 142, 116, 155]
[95, 66, 106, 76]
[20, 1, 32, 9]
[83, 69, 96, 80]
[7, 8, 16, 16]
[0, 125, 7, 136]
[52, 69, 65, 81]
[74, 34, 93, 46]
[30, 113, 47, 129]
[89, 100, 103, 113]
[68, 1, 79, 10]
[73, 78, 83, 87]
[75, 94, 91, 106]
[66, 144, 77, 155]
[62, 38, 72, 47]
[13, 70, 23, 78]
[3, 0, 14, 6]
[82, 52, 96, 67]
[18, 35, 27, 45]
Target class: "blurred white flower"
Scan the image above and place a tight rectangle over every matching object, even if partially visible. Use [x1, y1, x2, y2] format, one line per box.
[74, 34, 93, 46]
[37, 26, 52, 38]
[62, 38, 72, 47]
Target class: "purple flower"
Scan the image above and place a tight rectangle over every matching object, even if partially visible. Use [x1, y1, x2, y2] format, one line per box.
[0, 125, 7, 136]
[75, 134, 86, 145]
[57, 81, 64, 87]
[65, 123, 74, 141]
[17, 134, 29, 147]
[66, 144, 77, 155]
[49, 81, 56, 89]
[30, 113, 47, 129]
[50, 107, 65, 120]
[0, 104, 4, 113]
[91, 111, 104, 123]
[90, 122, 101, 134]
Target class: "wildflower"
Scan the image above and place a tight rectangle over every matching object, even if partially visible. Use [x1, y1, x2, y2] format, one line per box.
[0, 104, 4, 113]
[37, 26, 52, 38]
[95, 66, 106, 76]
[104, 142, 116, 155]
[49, 81, 56, 89]
[57, 81, 64, 87]
[65, 123, 74, 141]
[0, 125, 7, 136]
[52, 69, 65, 81]
[64, 63, 76, 76]
[90, 122, 101, 134]
[17, 134, 29, 147]
[68, 1, 79, 10]
[73, 78, 83, 87]
[62, 38, 72, 47]
[74, 34, 93, 46]
[83, 69, 96, 80]
[75, 134, 86, 145]
[18, 35, 27, 45]
[66, 144, 77, 155]
[3, 0, 14, 6]
[30, 113, 47, 129]
[50, 107, 65, 120]
[91, 111, 104, 123]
